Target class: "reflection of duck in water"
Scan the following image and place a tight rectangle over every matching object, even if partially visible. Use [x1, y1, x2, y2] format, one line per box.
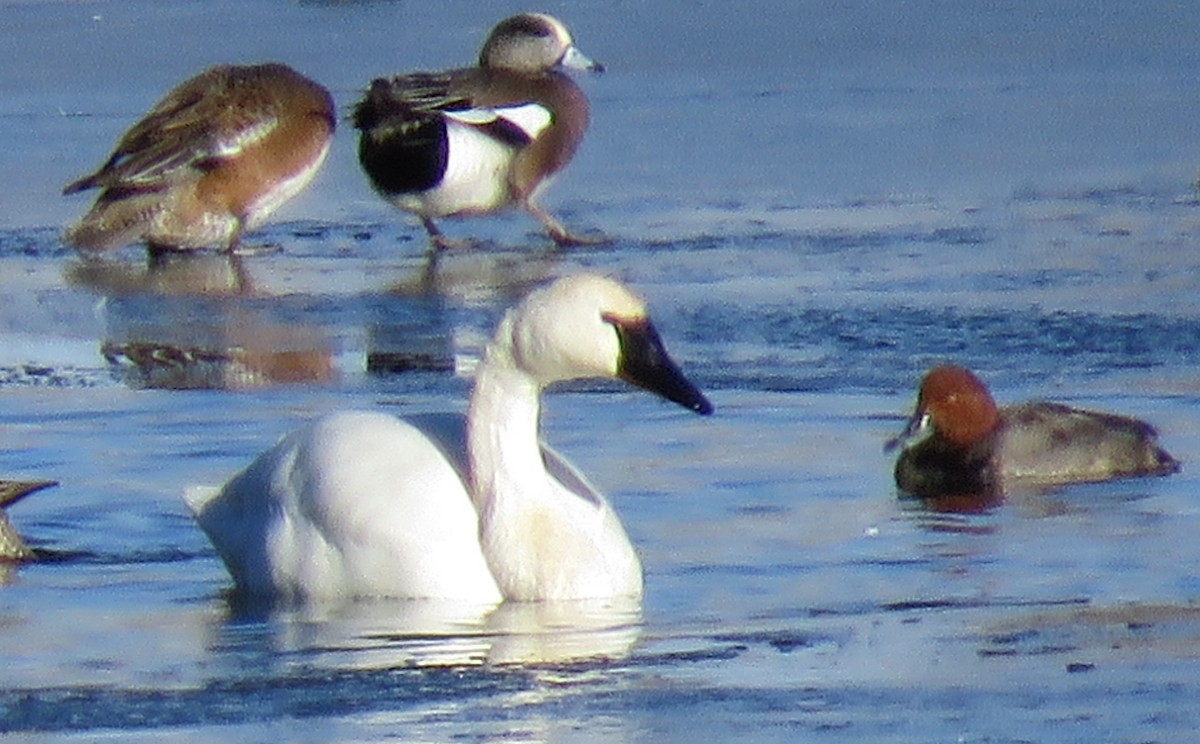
[887, 365, 1179, 498]
[63, 63, 334, 256]
[66, 252, 335, 390]
[65, 251, 254, 298]
[102, 332, 335, 390]
[187, 274, 712, 601]
[0, 480, 56, 561]
[369, 254, 573, 377]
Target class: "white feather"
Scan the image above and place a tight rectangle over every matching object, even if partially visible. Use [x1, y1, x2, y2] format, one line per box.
[212, 116, 278, 158]
[391, 104, 553, 218]
[444, 102, 552, 141]
[494, 103, 553, 140]
[392, 122, 513, 217]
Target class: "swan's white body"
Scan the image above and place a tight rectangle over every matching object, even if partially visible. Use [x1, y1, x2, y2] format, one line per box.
[186, 274, 711, 602]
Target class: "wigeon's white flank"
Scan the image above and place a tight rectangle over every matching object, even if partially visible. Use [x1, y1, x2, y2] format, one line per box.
[354, 13, 605, 250]
[64, 63, 335, 256]
[887, 365, 1179, 497]
[185, 274, 713, 602]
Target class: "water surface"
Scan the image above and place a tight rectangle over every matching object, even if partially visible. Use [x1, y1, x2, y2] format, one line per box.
[2, 1, 1200, 741]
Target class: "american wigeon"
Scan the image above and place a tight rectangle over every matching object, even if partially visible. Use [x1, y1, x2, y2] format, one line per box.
[887, 365, 1179, 497]
[63, 63, 335, 255]
[354, 13, 604, 250]
[0, 480, 56, 561]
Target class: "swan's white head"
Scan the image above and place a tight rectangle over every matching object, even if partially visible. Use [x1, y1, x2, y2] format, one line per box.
[501, 274, 712, 414]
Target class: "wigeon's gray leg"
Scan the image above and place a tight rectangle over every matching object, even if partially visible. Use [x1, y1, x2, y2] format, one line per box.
[225, 222, 283, 256]
[525, 201, 610, 247]
[226, 253, 255, 295]
[222, 224, 243, 254]
[422, 216, 477, 251]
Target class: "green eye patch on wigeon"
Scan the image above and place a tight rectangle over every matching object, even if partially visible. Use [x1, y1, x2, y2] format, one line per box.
[353, 13, 606, 251]
[886, 364, 1180, 497]
[63, 63, 335, 257]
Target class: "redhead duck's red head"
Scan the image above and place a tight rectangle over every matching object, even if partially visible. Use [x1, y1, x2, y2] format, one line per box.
[887, 365, 1001, 452]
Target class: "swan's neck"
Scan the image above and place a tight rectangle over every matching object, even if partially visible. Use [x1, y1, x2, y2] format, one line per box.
[466, 344, 559, 597]
[467, 354, 548, 519]
[465, 338, 641, 601]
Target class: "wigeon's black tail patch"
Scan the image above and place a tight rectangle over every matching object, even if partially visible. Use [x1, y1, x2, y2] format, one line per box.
[354, 76, 460, 195]
[358, 115, 448, 195]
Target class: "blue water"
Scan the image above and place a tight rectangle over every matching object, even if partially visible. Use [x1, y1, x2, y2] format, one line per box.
[2, 0, 1200, 741]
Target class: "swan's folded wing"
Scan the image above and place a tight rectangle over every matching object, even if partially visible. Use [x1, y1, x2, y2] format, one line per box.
[540, 444, 603, 510]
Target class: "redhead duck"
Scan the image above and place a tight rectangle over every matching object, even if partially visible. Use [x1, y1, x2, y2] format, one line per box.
[0, 480, 56, 561]
[353, 13, 604, 250]
[887, 365, 1179, 496]
[185, 275, 712, 601]
[64, 63, 335, 255]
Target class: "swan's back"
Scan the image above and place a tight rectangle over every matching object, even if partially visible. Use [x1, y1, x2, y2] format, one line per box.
[187, 410, 501, 601]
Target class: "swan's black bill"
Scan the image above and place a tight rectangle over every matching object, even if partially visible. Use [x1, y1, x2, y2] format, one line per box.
[607, 316, 713, 415]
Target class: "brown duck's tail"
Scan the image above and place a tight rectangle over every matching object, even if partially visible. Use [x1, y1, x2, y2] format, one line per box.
[63, 171, 103, 195]
[63, 193, 161, 251]
[0, 480, 57, 510]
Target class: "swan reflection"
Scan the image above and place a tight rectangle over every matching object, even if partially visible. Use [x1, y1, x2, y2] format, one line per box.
[216, 596, 641, 670]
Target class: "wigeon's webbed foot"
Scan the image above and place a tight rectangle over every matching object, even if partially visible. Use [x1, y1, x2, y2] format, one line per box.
[548, 226, 612, 247]
[528, 203, 609, 247]
[429, 234, 483, 252]
[421, 218, 482, 252]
